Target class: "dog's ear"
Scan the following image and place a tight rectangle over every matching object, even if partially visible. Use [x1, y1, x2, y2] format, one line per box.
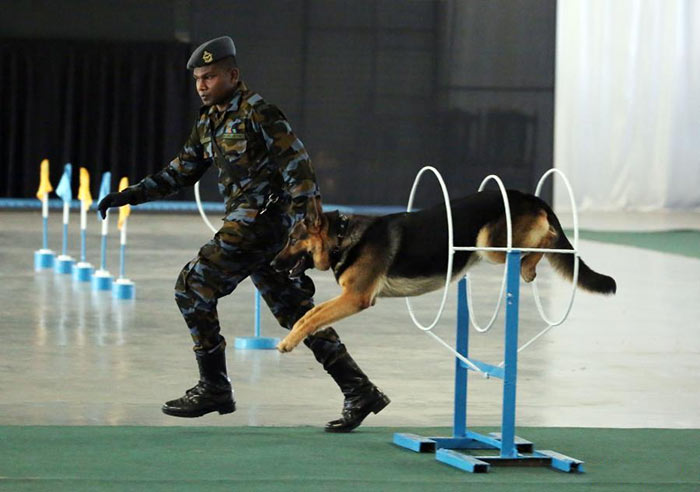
[304, 196, 324, 233]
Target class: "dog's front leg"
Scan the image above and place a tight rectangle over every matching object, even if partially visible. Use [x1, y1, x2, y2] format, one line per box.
[277, 293, 368, 352]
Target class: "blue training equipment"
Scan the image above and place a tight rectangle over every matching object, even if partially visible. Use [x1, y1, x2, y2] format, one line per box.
[393, 167, 584, 474]
[234, 289, 280, 349]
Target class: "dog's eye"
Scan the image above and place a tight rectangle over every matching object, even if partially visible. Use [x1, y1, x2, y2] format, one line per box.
[289, 237, 298, 246]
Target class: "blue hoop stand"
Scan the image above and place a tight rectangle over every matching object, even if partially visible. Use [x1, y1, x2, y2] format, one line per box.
[234, 289, 280, 350]
[394, 251, 584, 473]
[34, 249, 55, 270]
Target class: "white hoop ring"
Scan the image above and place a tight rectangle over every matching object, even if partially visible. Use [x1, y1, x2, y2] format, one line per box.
[531, 168, 579, 326]
[404, 166, 454, 332]
[465, 174, 512, 333]
[194, 180, 219, 234]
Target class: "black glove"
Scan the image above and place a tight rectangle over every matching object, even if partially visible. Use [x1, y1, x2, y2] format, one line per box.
[97, 189, 142, 219]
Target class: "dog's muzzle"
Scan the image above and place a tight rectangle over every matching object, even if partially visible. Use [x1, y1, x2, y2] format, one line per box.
[271, 252, 313, 277]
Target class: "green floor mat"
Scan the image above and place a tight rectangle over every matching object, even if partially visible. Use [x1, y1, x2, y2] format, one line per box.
[573, 230, 700, 259]
[2, 426, 699, 491]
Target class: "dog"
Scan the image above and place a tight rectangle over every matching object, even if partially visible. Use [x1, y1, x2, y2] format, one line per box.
[272, 191, 616, 353]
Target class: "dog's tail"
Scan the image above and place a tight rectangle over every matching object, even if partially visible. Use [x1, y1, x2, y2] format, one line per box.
[544, 208, 617, 295]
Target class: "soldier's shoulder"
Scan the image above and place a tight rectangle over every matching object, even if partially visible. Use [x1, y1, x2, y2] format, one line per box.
[249, 98, 286, 122]
[241, 89, 267, 111]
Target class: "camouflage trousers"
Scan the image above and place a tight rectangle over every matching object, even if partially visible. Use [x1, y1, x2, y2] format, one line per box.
[174, 210, 345, 364]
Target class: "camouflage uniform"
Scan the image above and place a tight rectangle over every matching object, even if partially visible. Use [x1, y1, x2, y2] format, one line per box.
[105, 35, 389, 429]
[127, 81, 324, 354]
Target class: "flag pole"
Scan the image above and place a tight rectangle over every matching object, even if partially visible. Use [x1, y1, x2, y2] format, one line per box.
[100, 210, 109, 271]
[74, 167, 94, 282]
[119, 217, 127, 279]
[54, 163, 75, 274]
[92, 172, 114, 291]
[113, 176, 134, 299]
[34, 159, 55, 270]
[42, 193, 49, 251]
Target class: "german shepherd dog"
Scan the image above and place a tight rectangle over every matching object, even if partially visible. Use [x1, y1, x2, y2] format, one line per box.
[272, 192, 616, 353]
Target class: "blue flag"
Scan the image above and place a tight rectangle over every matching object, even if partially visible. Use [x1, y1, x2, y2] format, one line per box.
[97, 172, 112, 206]
[55, 163, 73, 203]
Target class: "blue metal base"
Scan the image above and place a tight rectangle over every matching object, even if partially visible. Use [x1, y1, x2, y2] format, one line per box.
[393, 430, 584, 473]
[34, 250, 55, 270]
[54, 255, 74, 274]
[112, 279, 135, 299]
[234, 336, 280, 350]
[392, 256, 584, 474]
[73, 262, 94, 282]
[92, 270, 113, 291]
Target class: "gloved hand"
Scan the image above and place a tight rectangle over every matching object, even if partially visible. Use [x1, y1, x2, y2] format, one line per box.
[97, 189, 142, 219]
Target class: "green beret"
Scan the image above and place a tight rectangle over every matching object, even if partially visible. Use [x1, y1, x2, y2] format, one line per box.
[187, 36, 236, 69]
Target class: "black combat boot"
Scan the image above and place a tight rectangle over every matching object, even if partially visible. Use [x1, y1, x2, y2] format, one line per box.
[161, 343, 236, 418]
[304, 328, 390, 433]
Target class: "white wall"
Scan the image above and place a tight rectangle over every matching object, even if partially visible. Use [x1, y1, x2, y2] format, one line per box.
[555, 0, 700, 211]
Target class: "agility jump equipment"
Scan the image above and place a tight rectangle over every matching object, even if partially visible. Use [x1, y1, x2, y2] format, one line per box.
[394, 166, 584, 474]
[194, 181, 280, 350]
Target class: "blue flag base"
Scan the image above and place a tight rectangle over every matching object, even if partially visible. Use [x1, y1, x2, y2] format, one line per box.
[92, 270, 114, 291]
[54, 255, 74, 274]
[112, 278, 135, 300]
[34, 249, 55, 271]
[73, 262, 94, 282]
[234, 337, 281, 350]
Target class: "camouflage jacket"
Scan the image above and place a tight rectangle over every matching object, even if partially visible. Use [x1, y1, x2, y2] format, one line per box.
[128, 81, 319, 223]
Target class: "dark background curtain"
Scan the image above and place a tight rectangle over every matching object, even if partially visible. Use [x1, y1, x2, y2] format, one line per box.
[0, 0, 555, 207]
[0, 39, 192, 199]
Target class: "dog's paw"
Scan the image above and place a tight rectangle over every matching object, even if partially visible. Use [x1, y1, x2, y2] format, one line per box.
[521, 269, 537, 283]
[277, 338, 296, 353]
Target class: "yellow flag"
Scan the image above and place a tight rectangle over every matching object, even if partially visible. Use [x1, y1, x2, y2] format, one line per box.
[118, 177, 131, 229]
[78, 168, 93, 208]
[35, 159, 53, 200]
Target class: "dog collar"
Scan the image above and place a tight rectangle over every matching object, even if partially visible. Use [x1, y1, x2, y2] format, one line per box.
[336, 214, 349, 241]
[330, 214, 350, 268]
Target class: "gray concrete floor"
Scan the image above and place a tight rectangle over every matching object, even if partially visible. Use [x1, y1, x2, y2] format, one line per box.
[1, 210, 699, 429]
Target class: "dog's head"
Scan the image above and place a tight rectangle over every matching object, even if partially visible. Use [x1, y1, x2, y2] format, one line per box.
[271, 196, 335, 276]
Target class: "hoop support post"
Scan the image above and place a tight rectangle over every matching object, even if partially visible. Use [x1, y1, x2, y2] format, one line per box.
[394, 166, 585, 474]
[194, 181, 280, 350]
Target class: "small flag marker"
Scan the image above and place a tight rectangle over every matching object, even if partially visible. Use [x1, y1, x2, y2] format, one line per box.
[54, 163, 75, 274]
[34, 159, 56, 270]
[92, 172, 113, 291]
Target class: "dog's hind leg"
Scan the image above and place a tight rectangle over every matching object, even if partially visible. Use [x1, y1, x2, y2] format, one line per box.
[519, 211, 556, 282]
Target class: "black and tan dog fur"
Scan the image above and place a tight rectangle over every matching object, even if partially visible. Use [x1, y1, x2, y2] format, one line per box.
[272, 192, 616, 352]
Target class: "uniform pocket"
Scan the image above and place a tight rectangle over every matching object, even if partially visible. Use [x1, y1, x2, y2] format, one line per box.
[221, 136, 247, 156]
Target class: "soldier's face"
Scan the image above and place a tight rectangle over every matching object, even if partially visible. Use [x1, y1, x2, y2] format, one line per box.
[193, 65, 239, 107]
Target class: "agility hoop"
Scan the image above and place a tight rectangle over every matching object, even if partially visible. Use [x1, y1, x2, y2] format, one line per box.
[404, 166, 582, 374]
[531, 168, 580, 327]
[405, 166, 455, 332]
[463, 174, 511, 333]
[490, 169, 581, 365]
[396, 166, 586, 474]
[194, 181, 218, 234]
[404, 167, 485, 375]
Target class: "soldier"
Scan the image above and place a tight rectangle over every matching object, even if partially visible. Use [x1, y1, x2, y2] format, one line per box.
[98, 36, 389, 432]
